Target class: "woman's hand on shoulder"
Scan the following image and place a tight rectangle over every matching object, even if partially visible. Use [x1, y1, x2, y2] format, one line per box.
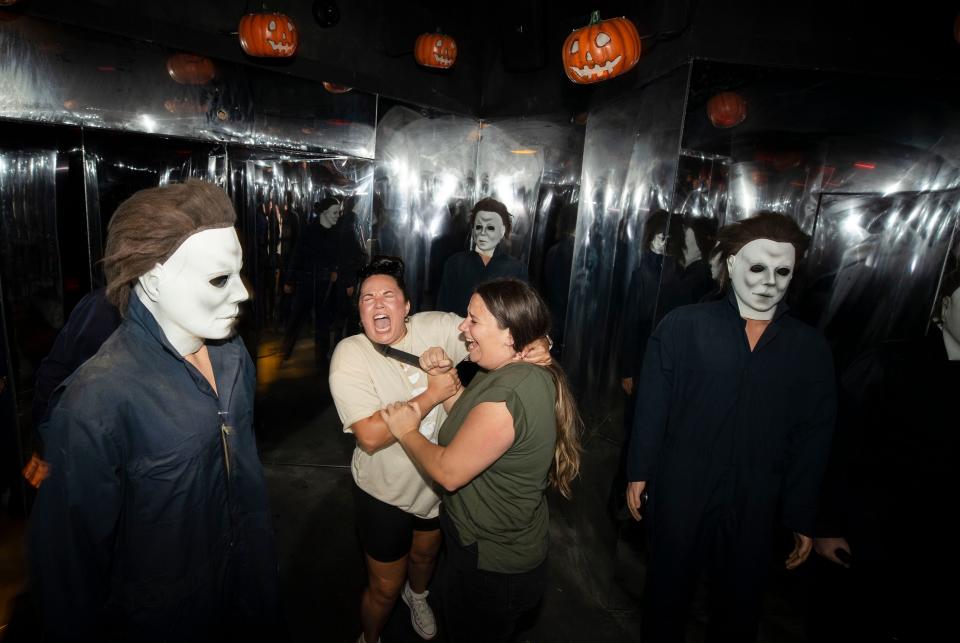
[420, 346, 454, 374]
[517, 336, 552, 366]
[380, 401, 423, 440]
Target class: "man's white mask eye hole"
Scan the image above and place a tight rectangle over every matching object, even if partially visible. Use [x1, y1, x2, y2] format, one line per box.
[209, 275, 229, 288]
[776, 268, 792, 277]
[596, 32, 611, 47]
[570, 40, 579, 54]
[749, 265, 765, 273]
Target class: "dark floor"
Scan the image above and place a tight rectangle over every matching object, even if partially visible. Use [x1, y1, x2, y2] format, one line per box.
[0, 331, 812, 642]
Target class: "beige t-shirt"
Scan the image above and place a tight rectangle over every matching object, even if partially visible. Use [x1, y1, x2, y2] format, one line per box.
[329, 311, 469, 518]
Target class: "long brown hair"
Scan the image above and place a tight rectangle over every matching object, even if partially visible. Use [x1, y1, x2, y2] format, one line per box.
[476, 279, 582, 498]
[103, 180, 236, 314]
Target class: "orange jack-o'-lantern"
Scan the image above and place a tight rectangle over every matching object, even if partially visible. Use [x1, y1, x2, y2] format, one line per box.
[323, 81, 353, 94]
[707, 92, 748, 128]
[562, 11, 640, 84]
[166, 54, 216, 85]
[239, 12, 299, 58]
[414, 31, 457, 69]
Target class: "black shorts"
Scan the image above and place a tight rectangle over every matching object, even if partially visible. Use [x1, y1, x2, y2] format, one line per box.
[353, 484, 440, 562]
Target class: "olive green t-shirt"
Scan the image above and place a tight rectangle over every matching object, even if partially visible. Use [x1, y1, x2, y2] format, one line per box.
[438, 362, 557, 573]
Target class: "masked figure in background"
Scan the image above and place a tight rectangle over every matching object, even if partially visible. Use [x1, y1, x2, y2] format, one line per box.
[275, 191, 301, 328]
[808, 267, 960, 642]
[282, 196, 365, 367]
[620, 210, 683, 399]
[625, 212, 836, 642]
[543, 203, 578, 356]
[258, 191, 281, 327]
[436, 198, 528, 317]
[29, 181, 281, 642]
[656, 216, 719, 312]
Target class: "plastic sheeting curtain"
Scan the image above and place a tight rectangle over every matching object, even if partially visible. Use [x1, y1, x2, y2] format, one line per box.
[0, 149, 60, 499]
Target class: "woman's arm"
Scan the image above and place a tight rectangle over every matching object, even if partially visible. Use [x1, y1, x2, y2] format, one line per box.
[381, 400, 514, 491]
[352, 370, 460, 454]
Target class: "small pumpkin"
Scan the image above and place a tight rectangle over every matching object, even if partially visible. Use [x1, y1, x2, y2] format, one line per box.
[562, 11, 640, 84]
[166, 54, 216, 85]
[323, 81, 353, 94]
[707, 92, 747, 128]
[239, 12, 299, 58]
[414, 31, 457, 69]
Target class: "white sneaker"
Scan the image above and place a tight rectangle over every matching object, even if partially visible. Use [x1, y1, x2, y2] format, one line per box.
[401, 581, 437, 640]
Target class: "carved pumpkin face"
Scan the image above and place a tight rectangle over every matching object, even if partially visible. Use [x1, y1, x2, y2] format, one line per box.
[239, 12, 299, 58]
[562, 12, 640, 84]
[166, 54, 216, 85]
[414, 32, 457, 69]
[707, 92, 748, 128]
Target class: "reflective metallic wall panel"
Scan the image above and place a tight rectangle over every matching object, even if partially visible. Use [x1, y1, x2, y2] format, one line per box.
[80, 131, 227, 278]
[480, 116, 584, 349]
[795, 189, 960, 369]
[228, 152, 373, 353]
[562, 67, 690, 408]
[373, 105, 585, 318]
[0, 14, 377, 157]
[683, 60, 960, 230]
[0, 149, 60, 491]
[374, 105, 481, 312]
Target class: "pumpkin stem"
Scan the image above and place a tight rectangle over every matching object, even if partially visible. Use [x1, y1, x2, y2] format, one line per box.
[589, 10, 600, 25]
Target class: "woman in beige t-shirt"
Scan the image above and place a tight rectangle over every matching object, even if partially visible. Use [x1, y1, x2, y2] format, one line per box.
[330, 257, 464, 643]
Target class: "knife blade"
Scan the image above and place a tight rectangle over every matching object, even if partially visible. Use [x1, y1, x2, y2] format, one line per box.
[373, 342, 423, 370]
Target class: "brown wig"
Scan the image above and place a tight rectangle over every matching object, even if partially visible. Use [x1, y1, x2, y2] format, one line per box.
[469, 197, 513, 239]
[714, 212, 810, 287]
[103, 179, 236, 314]
[475, 279, 583, 499]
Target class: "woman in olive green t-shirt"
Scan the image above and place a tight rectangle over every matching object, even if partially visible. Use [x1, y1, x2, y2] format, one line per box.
[381, 278, 582, 643]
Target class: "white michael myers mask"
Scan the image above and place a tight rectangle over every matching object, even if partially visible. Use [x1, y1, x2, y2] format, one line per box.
[726, 238, 796, 320]
[318, 203, 341, 229]
[135, 226, 248, 356]
[472, 210, 506, 256]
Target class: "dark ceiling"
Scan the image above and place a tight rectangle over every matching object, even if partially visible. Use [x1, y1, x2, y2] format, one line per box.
[11, 0, 960, 118]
